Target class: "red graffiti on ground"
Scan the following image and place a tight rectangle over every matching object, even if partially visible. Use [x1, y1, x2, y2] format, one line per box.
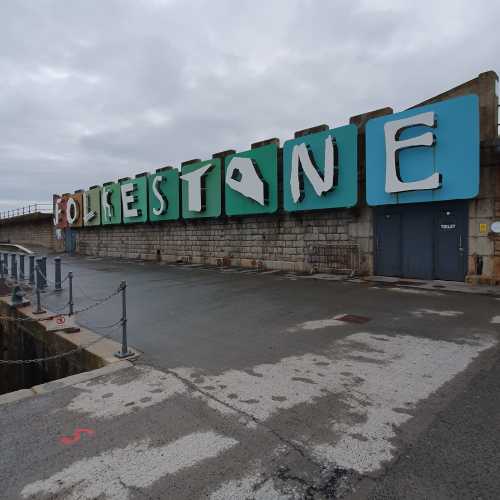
[59, 428, 95, 445]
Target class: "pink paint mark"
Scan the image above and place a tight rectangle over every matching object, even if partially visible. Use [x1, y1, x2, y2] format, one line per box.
[59, 428, 95, 446]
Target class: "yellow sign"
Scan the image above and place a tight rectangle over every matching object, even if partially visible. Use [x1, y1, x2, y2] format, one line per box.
[479, 223, 487, 234]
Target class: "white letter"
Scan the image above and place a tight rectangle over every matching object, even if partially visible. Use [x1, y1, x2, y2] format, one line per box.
[226, 157, 266, 205]
[83, 192, 96, 224]
[102, 187, 114, 220]
[180, 163, 213, 212]
[53, 197, 62, 226]
[290, 136, 337, 203]
[66, 197, 78, 224]
[152, 176, 168, 216]
[384, 111, 441, 193]
[121, 183, 138, 218]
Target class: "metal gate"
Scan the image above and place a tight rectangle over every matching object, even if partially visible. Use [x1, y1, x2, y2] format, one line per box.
[374, 201, 468, 281]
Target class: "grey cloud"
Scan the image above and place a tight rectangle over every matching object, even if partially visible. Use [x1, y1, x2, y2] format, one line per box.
[0, 0, 498, 210]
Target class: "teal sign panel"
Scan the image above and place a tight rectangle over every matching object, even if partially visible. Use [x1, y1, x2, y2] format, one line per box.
[83, 186, 101, 227]
[120, 176, 148, 224]
[283, 124, 358, 212]
[181, 159, 222, 219]
[224, 143, 278, 216]
[365, 94, 479, 206]
[148, 167, 180, 222]
[101, 181, 122, 225]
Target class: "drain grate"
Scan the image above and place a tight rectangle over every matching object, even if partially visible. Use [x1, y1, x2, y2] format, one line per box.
[337, 314, 371, 324]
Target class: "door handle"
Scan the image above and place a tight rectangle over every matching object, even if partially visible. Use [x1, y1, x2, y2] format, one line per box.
[459, 234, 463, 252]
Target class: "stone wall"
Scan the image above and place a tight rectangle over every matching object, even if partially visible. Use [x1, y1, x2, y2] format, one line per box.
[0, 297, 101, 395]
[0, 213, 55, 250]
[76, 206, 373, 275]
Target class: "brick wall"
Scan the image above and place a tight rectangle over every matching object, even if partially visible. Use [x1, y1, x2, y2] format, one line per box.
[0, 214, 55, 250]
[75, 206, 373, 275]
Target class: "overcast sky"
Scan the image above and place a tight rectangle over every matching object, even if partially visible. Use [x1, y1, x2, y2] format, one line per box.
[1, 0, 498, 211]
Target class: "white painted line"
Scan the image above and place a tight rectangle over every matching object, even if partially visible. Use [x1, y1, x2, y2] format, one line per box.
[490, 315, 500, 323]
[287, 315, 346, 332]
[67, 366, 186, 419]
[412, 309, 464, 318]
[175, 333, 495, 474]
[211, 471, 293, 499]
[21, 431, 238, 500]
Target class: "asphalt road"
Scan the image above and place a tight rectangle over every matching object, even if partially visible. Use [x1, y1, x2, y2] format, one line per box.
[1, 253, 499, 499]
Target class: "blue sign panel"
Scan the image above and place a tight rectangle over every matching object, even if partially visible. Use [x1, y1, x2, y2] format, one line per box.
[365, 95, 479, 206]
[283, 124, 358, 212]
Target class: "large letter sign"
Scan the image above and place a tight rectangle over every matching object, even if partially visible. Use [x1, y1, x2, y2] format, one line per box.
[101, 181, 122, 225]
[53, 94, 481, 226]
[120, 175, 148, 224]
[83, 186, 101, 227]
[224, 143, 278, 216]
[283, 124, 358, 212]
[148, 167, 180, 222]
[366, 95, 479, 205]
[181, 159, 222, 219]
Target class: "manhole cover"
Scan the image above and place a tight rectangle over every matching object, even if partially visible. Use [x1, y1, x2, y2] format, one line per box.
[337, 314, 371, 324]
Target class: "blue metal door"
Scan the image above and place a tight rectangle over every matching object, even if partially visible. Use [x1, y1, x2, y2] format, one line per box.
[374, 211, 401, 277]
[434, 202, 468, 281]
[64, 228, 76, 254]
[375, 201, 468, 281]
[401, 207, 434, 280]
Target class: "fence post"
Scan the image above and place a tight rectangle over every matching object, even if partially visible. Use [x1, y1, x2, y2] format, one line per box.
[54, 257, 62, 291]
[29, 255, 35, 285]
[10, 254, 17, 281]
[19, 254, 25, 281]
[68, 272, 74, 316]
[115, 280, 133, 358]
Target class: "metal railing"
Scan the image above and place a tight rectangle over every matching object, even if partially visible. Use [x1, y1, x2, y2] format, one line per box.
[0, 203, 52, 220]
[308, 244, 360, 276]
[0, 251, 133, 362]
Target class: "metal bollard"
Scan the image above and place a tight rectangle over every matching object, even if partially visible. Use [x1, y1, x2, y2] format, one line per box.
[19, 254, 25, 281]
[54, 257, 62, 292]
[29, 255, 35, 285]
[68, 271, 74, 316]
[115, 280, 133, 359]
[33, 287, 44, 314]
[39, 256, 47, 290]
[10, 254, 18, 281]
[35, 258, 45, 290]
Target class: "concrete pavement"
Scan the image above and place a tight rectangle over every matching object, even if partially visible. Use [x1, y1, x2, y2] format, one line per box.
[1, 254, 500, 498]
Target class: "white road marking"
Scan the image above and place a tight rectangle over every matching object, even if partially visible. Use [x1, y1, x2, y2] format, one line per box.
[210, 471, 296, 499]
[21, 431, 238, 500]
[287, 315, 346, 332]
[175, 333, 495, 473]
[412, 309, 464, 317]
[490, 315, 500, 323]
[67, 366, 186, 419]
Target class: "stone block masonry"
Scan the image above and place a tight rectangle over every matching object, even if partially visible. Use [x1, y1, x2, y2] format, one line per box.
[0, 213, 55, 250]
[76, 206, 373, 275]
